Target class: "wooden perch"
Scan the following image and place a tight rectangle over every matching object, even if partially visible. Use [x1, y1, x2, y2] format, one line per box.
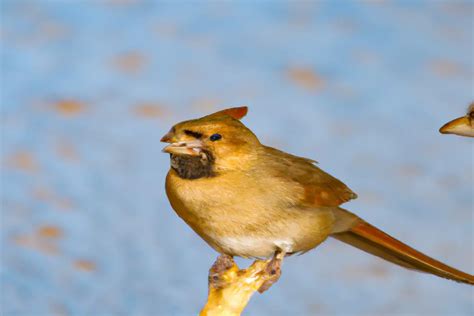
[200, 254, 283, 316]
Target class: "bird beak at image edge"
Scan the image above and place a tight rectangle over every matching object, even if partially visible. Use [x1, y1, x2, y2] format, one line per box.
[439, 116, 474, 137]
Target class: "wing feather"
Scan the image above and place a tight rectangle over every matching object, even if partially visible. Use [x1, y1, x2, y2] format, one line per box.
[262, 146, 357, 207]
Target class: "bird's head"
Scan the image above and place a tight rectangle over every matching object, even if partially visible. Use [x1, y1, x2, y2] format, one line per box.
[161, 106, 260, 179]
[439, 103, 474, 137]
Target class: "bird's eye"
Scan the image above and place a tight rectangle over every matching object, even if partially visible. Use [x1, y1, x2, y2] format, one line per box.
[210, 133, 222, 141]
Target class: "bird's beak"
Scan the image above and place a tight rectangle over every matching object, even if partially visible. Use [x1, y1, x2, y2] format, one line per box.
[439, 116, 474, 137]
[161, 136, 204, 156]
[160, 131, 174, 143]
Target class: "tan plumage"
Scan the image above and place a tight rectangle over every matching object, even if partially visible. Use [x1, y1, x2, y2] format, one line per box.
[163, 106, 474, 285]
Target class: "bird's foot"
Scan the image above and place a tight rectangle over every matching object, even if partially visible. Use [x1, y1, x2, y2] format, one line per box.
[202, 254, 281, 315]
[208, 254, 235, 289]
[258, 250, 285, 293]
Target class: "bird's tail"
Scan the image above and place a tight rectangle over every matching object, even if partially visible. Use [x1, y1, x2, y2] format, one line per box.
[330, 208, 474, 285]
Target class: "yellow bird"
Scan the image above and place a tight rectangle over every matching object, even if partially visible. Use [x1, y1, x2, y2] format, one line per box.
[162, 106, 473, 289]
[440, 103, 474, 137]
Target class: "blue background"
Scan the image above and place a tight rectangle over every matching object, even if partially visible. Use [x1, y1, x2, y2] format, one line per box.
[1, 1, 473, 315]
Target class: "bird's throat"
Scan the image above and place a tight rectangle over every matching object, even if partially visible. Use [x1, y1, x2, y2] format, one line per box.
[170, 151, 216, 179]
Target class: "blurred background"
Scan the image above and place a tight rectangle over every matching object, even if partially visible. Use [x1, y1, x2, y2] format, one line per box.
[1, 1, 473, 315]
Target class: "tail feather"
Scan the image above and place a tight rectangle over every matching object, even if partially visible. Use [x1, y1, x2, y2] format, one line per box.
[331, 210, 474, 285]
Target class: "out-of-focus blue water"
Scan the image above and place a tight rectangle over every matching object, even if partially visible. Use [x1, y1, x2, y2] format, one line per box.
[1, 1, 473, 315]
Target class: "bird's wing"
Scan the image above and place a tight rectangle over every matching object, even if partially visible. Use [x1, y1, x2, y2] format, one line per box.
[262, 146, 357, 207]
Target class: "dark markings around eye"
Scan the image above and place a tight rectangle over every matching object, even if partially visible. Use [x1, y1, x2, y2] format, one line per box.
[184, 130, 203, 139]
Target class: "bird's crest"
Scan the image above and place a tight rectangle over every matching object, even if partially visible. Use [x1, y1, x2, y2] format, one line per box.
[206, 106, 248, 120]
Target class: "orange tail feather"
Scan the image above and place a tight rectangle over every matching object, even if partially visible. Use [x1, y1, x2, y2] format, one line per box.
[332, 217, 474, 285]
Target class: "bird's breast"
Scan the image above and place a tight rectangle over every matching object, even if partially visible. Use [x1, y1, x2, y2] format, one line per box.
[165, 168, 335, 257]
[165, 168, 267, 221]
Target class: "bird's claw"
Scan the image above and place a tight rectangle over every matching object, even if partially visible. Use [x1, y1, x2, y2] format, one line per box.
[209, 254, 235, 289]
[258, 252, 284, 293]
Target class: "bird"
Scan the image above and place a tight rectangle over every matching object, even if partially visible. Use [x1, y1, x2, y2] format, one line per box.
[161, 106, 474, 288]
[439, 102, 474, 137]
